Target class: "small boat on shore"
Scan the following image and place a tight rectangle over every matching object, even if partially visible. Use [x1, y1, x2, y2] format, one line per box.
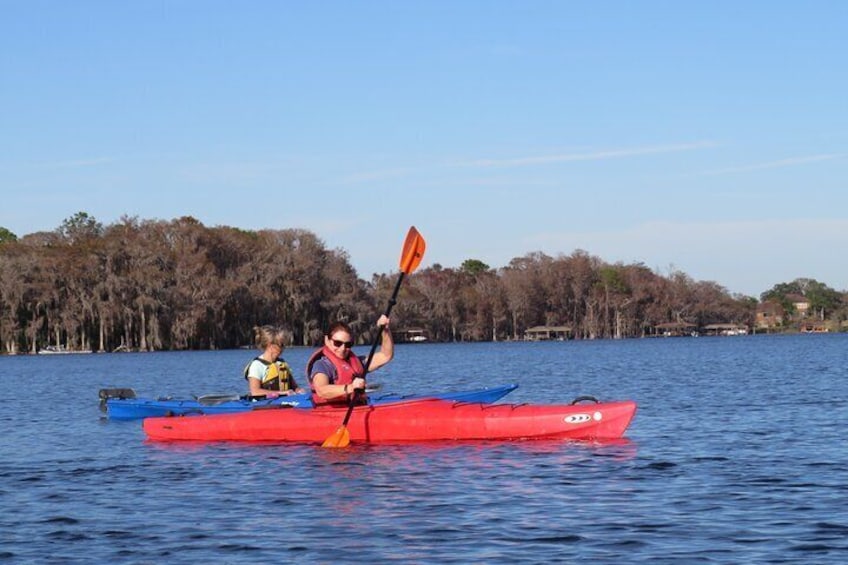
[142, 396, 637, 444]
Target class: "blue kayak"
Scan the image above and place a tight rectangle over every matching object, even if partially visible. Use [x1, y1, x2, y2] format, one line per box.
[102, 384, 518, 420]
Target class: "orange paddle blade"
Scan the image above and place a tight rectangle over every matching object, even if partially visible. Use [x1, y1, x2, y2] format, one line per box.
[400, 226, 426, 274]
[321, 425, 351, 448]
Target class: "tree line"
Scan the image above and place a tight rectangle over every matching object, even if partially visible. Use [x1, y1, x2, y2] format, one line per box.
[1, 212, 845, 353]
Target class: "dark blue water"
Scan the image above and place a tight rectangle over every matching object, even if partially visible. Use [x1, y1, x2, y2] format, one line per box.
[1, 335, 847, 563]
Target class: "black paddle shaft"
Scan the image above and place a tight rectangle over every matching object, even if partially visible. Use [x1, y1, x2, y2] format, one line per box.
[341, 272, 405, 427]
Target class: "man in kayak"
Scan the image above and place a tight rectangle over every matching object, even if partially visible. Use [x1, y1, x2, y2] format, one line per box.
[244, 325, 305, 398]
[307, 315, 393, 407]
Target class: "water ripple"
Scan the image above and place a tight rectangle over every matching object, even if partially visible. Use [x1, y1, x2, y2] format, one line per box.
[1, 336, 847, 563]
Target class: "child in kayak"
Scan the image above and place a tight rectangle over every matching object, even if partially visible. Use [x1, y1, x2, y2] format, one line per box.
[244, 325, 304, 398]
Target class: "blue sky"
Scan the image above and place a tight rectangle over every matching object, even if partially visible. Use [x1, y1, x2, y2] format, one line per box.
[2, 1, 846, 297]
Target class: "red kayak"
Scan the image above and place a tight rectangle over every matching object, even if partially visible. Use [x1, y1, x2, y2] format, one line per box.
[143, 398, 636, 444]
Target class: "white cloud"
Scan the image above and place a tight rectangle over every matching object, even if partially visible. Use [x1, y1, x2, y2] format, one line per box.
[33, 158, 114, 169]
[701, 154, 844, 176]
[333, 141, 717, 185]
[457, 142, 716, 168]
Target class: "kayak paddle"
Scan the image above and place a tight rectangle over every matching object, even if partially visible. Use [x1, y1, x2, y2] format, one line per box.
[321, 226, 426, 448]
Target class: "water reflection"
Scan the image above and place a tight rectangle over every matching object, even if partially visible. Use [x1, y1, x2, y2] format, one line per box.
[3, 335, 848, 563]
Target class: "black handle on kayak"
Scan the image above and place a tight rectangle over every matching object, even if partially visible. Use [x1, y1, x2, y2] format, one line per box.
[252, 404, 296, 411]
[98, 388, 137, 400]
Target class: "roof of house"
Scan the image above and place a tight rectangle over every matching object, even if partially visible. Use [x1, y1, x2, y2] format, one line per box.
[654, 322, 696, 329]
[703, 323, 746, 330]
[524, 325, 572, 333]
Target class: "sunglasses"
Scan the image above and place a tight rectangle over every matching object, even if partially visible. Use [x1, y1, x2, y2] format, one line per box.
[331, 338, 354, 348]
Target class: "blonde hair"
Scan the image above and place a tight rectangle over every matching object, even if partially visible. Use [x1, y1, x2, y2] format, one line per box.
[253, 325, 286, 350]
